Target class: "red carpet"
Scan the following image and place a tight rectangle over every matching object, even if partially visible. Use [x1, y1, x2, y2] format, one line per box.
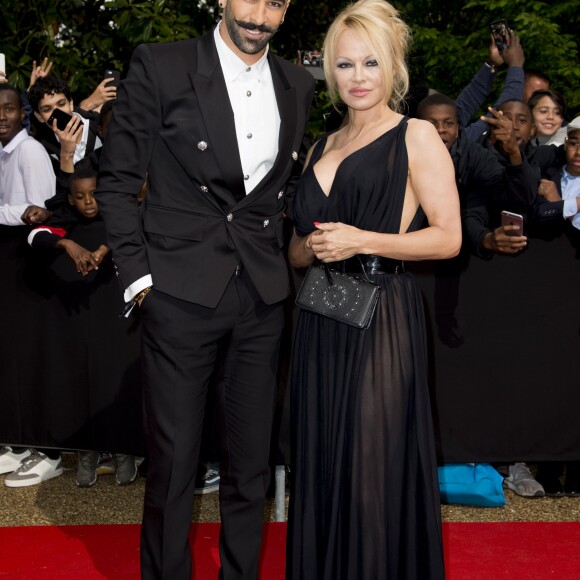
[1, 522, 579, 579]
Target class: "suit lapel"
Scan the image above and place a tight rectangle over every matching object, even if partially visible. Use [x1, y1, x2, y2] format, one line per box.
[189, 33, 246, 203]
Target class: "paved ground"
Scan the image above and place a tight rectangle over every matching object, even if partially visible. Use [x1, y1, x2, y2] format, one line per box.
[0, 453, 579, 527]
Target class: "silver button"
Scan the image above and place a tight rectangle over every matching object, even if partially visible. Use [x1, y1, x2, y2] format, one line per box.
[226, 213, 233, 222]
[246, 67, 251, 72]
[244, 174, 249, 180]
[246, 91, 252, 97]
[263, 219, 270, 228]
[197, 141, 208, 151]
[247, 133, 253, 139]
[277, 191, 284, 199]
[200, 185, 208, 193]
[292, 151, 298, 161]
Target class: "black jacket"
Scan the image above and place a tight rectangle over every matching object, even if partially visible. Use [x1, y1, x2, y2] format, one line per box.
[96, 33, 315, 307]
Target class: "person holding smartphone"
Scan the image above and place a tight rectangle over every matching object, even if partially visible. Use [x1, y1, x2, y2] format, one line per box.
[28, 75, 103, 207]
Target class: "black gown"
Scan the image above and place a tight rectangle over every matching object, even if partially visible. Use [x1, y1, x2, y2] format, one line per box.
[288, 117, 445, 579]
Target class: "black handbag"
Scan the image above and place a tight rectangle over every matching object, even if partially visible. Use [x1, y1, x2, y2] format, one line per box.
[295, 256, 381, 329]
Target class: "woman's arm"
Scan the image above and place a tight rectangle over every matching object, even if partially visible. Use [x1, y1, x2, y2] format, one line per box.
[310, 119, 462, 262]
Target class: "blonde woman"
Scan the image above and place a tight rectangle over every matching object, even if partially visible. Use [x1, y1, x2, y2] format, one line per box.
[287, 1, 460, 577]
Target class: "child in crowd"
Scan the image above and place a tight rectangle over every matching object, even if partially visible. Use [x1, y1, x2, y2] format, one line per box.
[528, 89, 567, 146]
[27, 165, 142, 487]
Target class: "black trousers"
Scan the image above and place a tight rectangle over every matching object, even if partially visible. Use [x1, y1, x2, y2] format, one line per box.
[139, 268, 284, 580]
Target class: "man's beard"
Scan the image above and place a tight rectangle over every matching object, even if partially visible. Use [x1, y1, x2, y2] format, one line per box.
[224, 3, 278, 55]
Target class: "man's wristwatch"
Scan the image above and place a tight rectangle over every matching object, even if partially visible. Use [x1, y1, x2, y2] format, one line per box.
[133, 286, 152, 303]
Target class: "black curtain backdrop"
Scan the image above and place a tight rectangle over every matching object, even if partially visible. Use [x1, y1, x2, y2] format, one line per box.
[410, 223, 580, 464]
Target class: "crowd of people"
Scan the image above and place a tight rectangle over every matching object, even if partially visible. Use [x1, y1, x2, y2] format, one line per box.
[1, 0, 579, 578]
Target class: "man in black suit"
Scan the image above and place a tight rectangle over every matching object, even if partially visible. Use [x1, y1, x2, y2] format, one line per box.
[95, 1, 314, 578]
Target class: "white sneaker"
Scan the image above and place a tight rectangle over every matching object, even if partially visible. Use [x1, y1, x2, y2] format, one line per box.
[0, 447, 32, 475]
[4, 451, 64, 488]
[504, 462, 545, 498]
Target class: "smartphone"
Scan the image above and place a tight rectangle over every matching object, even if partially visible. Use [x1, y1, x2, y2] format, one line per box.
[103, 69, 121, 89]
[47, 108, 77, 131]
[0, 53, 6, 74]
[501, 210, 524, 236]
[490, 19, 510, 53]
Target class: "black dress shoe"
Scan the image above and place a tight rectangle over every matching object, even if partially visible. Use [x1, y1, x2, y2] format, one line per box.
[564, 479, 580, 497]
[540, 477, 566, 498]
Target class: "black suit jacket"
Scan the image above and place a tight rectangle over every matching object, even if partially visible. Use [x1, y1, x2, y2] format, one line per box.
[96, 32, 315, 307]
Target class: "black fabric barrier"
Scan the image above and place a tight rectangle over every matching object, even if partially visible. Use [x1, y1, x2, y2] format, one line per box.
[409, 224, 580, 464]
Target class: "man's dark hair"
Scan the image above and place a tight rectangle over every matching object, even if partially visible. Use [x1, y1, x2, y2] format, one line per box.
[69, 165, 98, 190]
[0, 85, 23, 108]
[498, 99, 532, 117]
[527, 88, 566, 118]
[28, 75, 72, 112]
[524, 69, 550, 85]
[416, 93, 457, 120]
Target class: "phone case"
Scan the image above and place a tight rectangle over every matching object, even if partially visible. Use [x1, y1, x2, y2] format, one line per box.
[501, 211, 523, 236]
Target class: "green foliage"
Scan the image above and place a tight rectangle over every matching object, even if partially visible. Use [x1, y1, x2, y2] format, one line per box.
[399, 0, 580, 117]
[1, 0, 216, 97]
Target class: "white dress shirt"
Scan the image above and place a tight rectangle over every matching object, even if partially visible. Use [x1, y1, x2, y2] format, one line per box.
[214, 23, 280, 194]
[0, 129, 56, 226]
[561, 168, 580, 230]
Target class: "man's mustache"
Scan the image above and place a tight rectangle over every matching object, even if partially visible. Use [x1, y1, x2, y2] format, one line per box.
[235, 19, 276, 34]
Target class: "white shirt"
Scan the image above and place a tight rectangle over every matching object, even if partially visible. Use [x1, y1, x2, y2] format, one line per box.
[124, 26, 282, 302]
[561, 168, 580, 230]
[214, 23, 280, 194]
[0, 129, 56, 226]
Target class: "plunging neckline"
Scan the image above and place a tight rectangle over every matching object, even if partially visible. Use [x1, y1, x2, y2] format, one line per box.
[311, 116, 406, 198]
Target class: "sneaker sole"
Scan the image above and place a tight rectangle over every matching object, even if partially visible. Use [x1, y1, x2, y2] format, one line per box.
[4, 467, 64, 488]
[194, 484, 220, 495]
[504, 480, 545, 498]
[76, 476, 98, 488]
[116, 471, 138, 486]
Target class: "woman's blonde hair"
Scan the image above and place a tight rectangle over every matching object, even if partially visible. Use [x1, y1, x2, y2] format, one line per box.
[322, 0, 411, 112]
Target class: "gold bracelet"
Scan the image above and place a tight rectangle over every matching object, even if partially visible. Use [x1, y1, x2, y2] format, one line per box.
[133, 286, 152, 303]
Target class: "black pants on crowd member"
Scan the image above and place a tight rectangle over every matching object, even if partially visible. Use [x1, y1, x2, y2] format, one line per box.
[139, 268, 284, 580]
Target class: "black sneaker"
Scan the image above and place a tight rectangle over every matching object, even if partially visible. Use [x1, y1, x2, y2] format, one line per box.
[194, 463, 220, 495]
[114, 454, 138, 486]
[76, 451, 99, 488]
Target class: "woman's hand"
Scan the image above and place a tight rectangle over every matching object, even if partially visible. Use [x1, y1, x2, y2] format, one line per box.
[310, 222, 363, 262]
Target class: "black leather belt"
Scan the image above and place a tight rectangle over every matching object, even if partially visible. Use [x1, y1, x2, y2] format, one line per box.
[342, 254, 405, 275]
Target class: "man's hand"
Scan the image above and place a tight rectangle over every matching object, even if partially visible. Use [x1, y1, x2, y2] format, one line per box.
[29, 58, 53, 89]
[481, 107, 521, 164]
[537, 179, 561, 202]
[91, 244, 110, 265]
[502, 30, 525, 69]
[487, 33, 504, 69]
[58, 239, 100, 276]
[21, 205, 52, 225]
[78, 78, 117, 112]
[52, 114, 83, 173]
[481, 225, 527, 254]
